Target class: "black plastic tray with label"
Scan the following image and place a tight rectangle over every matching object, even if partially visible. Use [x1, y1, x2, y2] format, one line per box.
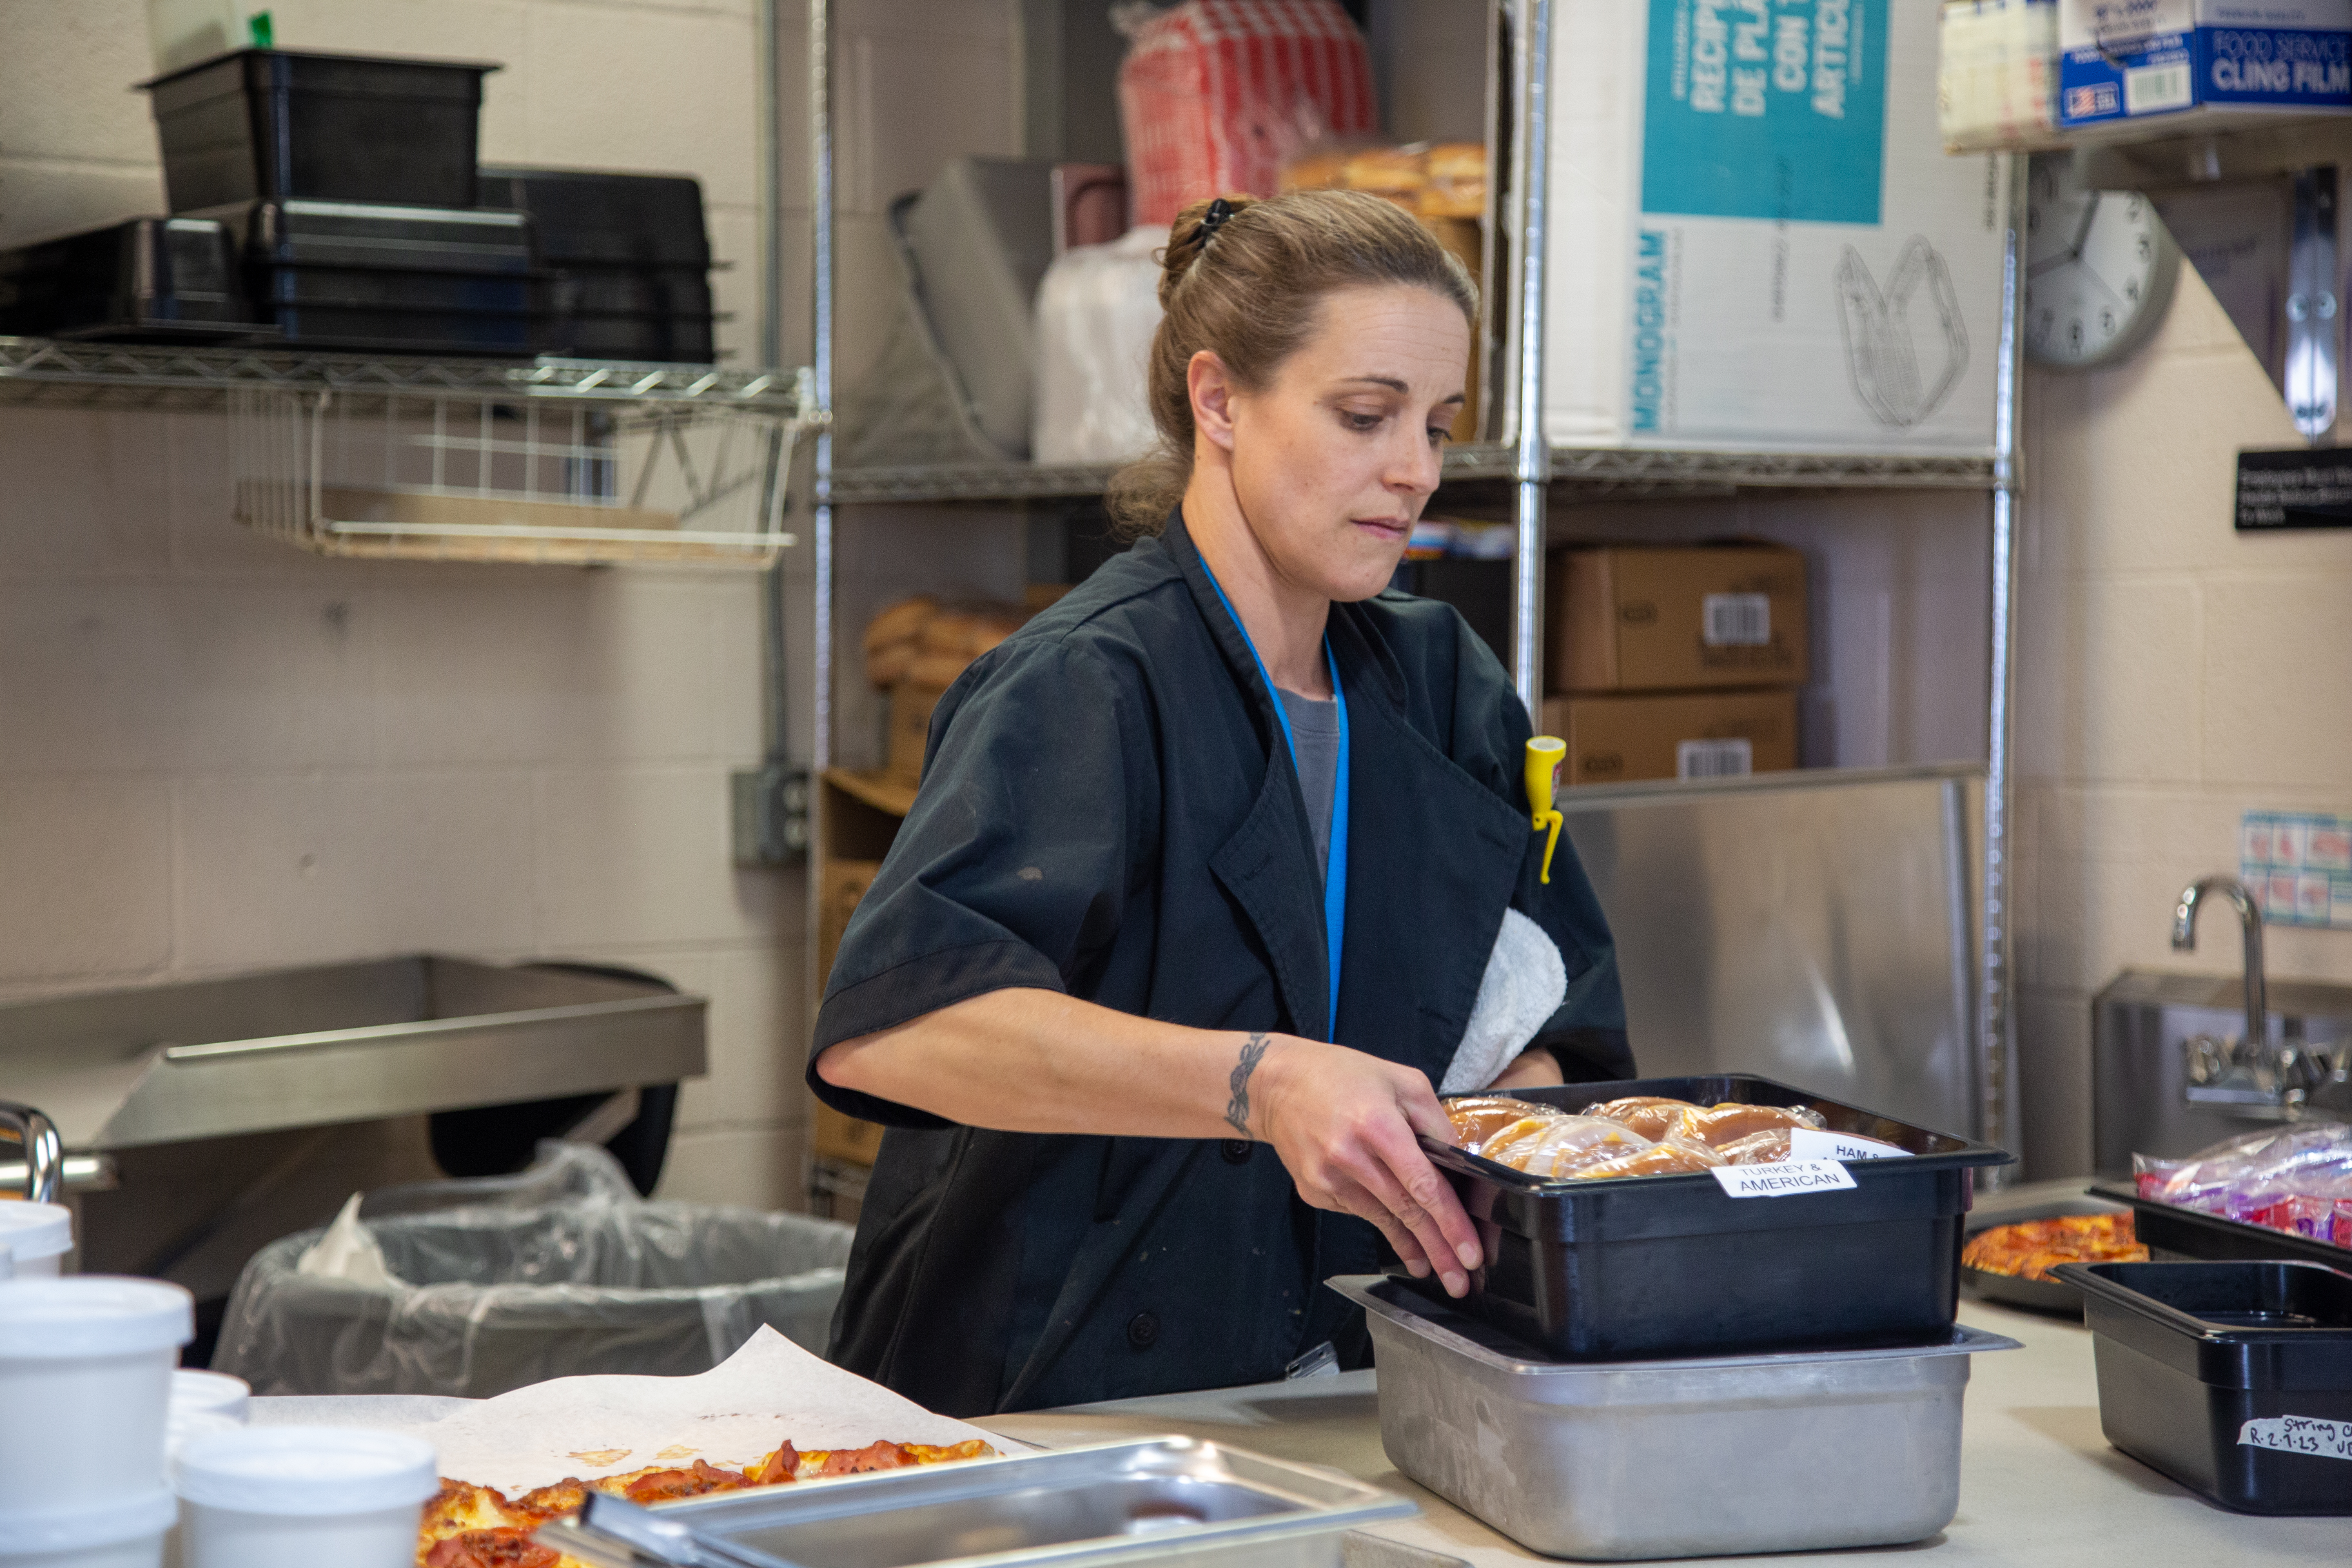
[1419, 1074, 2011, 1361]
[2056, 1259, 2352, 1515]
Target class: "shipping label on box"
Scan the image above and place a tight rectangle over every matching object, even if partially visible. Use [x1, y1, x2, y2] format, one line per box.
[2058, 1, 2352, 129]
[2242, 809, 2352, 929]
[1540, 689, 1800, 784]
[1548, 0, 2005, 454]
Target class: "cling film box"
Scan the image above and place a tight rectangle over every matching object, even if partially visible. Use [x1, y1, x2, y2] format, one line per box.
[1545, 0, 2005, 453]
[2058, 1, 2352, 130]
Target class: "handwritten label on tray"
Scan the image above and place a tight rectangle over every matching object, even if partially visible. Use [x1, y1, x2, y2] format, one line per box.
[1786, 1128, 1913, 1162]
[1710, 1159, 1858, 1198]
[2239, 1417, 2352, 1461]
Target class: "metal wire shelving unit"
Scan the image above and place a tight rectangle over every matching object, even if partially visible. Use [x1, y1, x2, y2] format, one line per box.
[799, 0, 2029, 1192]
[1, 338, 821, 566]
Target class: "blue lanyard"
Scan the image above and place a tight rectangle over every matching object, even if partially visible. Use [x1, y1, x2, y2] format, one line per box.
[1198, 556, 1350, 1042]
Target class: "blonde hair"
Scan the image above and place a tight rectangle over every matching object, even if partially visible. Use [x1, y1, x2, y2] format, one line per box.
[1105, 189, 1477, 535]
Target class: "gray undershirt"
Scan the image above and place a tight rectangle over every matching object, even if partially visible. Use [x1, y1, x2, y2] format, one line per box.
[1276, 688, 1340, 882]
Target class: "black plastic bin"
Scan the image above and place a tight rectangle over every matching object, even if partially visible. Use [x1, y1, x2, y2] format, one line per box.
[476, 167, 715, 362]
[204, 198, 542, 355]
[0, 216, 270, 341]
[1422, 1074, 2011, 1359]
[2090, 1181, 2352, 1270]
[142, 49, 498, 212]
[2056, 1260, 2352, 1515]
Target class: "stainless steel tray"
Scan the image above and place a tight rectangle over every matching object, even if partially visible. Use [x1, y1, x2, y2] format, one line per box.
[1330, 1275, 2019, 1562]
[537, 1437, 1416, 1568]
[0, 955, 704, 1148]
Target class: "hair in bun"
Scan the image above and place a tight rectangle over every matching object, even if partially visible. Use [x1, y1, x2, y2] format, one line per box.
[1105, 188, 1477, 535]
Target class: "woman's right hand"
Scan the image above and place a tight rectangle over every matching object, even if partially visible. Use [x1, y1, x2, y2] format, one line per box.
[1245, 1037, 1483, 1296]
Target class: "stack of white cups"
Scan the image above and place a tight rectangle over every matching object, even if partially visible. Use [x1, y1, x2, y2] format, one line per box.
[0, 1203, 75, 1278]
[0, 1274, 195, 1568]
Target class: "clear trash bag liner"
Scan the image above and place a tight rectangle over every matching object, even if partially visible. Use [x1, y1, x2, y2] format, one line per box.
[214, 1142, 853, 1399]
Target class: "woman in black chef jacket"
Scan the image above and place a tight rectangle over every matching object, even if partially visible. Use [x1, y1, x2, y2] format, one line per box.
[809, 190, 1630, 1416]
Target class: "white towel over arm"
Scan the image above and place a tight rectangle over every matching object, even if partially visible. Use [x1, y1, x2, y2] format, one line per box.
[1441, 907, 1569, 1095]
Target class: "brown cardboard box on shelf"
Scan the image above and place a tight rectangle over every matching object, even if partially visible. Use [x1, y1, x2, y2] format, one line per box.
[1548, 543, 1808, 693]
[811, 856, 886, 1167]
[1539, 689, 1799, 786]
[884, 678, 950, 788]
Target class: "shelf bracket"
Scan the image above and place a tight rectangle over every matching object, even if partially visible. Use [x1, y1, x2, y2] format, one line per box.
[2287, 167, 2339, 443]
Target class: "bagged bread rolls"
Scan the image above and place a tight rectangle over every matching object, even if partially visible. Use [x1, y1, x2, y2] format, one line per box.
[1488, 1116, 1654, 1179]
[1668, 1102, 1829, 1148]
[1572, 1137, 1726, 1180]
[1445, 1096, 1557, 1152]
[1586, 1096, 1703, 1142]
[1718, 1128, 1793, 1165]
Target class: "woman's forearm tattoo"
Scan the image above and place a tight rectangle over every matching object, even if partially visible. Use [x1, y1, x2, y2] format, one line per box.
[1226, 1032, 1271, 1137]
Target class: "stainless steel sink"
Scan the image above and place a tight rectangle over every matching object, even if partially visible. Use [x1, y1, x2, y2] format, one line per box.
[2091, 970, 2352, 1175]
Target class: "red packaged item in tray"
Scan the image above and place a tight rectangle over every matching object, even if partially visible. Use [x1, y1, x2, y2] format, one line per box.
[1116, 0, 1377, 226]
[2336, 1199, 2352, 1248]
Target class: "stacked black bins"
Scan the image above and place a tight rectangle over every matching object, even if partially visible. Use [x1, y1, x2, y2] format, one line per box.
[1423, 1075, 2013, 1357]
[138, 49, 535, 354]
[0, 218, 263, 341]
[2057, 1261, 2352, 1514]
[478, 168, 716, 363]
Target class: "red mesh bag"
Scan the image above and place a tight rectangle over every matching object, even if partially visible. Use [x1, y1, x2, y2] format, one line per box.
[1117, 0, 1377, 227]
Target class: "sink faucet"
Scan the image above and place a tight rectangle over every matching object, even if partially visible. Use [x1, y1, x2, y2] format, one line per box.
[0, 1102, 61, 1204]
[2173, 877, 2268, 1054]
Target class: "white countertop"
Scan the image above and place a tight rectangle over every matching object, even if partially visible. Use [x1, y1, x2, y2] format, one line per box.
[977, 1298, 2348, 1566]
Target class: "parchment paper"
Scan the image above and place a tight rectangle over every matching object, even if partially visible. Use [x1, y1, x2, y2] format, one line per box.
[256, 1325, 1007, 1494]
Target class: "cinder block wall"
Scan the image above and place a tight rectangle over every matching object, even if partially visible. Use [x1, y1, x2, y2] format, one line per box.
[0, 0, 1029, 1209]
[2014, 264, 2352, 1178]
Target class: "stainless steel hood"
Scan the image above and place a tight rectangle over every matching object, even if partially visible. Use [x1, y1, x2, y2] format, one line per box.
[0, 955, 707, 1152]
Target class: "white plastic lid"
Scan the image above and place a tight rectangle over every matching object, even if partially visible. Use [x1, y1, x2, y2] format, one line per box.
[0, 1244, 11, 1281]
[172, 1368, 252, 1421]
[0, 1202, 72, 1262]
[0, 1488, 177, 1555]
[175, 1426, 438, 1516]
[0, 1276, 193, 1358]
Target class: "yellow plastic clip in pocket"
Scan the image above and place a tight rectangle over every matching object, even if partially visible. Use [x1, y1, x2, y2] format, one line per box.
[1526, 736, 1566, 884]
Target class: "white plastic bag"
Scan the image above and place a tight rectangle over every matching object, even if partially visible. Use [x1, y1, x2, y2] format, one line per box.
[1032, 225, 1168, 465]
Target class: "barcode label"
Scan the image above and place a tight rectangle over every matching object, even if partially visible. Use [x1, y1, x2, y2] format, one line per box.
[1677, 738, 1753, 780]
[1702, 592, 1770, 646]
[2125, 63, 2192, 115]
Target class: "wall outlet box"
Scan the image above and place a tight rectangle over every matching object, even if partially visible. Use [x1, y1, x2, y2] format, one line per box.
[2057, 1, 2352, 131]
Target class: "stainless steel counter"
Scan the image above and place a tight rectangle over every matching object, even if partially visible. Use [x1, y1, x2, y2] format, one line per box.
[978, 1300, 2345, 1567]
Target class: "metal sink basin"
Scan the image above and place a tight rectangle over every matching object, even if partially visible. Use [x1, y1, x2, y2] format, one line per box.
[2092, 970, 2352, 1175]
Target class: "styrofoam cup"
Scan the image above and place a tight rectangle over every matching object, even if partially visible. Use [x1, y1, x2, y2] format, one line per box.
[169, 1370, 249, 1425]
[0, 1278, 193, 1510]
[174, 1427, 437, 1568]
[0, 1204, 74, 1277]
[0, 1487, 175, 1568]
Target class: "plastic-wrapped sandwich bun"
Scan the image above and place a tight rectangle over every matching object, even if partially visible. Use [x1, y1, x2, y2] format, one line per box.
[1585, 1096, 1703, 1142]
[1572, 1137, 1726, 1180]
[1668, 1103, 1827, 1148]
[1717, 1128, 1795, 1165]
[1489, 1116, 1655, 1179]
[1445, 1097, 1559, 1151]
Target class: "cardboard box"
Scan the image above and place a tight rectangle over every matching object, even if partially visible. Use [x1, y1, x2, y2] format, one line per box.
[1540, 689, 1800, 785]
[812, 855, 886, 1167]
[1548, 544, 1808, 693]
[812, 1098, 887, 1166]
[2058, 1, 2352, 132]
[1544, 0, 2006, 453]
[884, 679, 949, 788]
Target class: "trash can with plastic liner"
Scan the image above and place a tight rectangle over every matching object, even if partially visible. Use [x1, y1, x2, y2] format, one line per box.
[212, 1143, 853, 1397]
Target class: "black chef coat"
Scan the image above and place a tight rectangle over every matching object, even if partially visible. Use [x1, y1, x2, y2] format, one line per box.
[807, 510, 1630, 1416]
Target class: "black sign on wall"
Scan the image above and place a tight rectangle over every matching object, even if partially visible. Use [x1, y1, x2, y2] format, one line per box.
[2236, 447, 2352, 530]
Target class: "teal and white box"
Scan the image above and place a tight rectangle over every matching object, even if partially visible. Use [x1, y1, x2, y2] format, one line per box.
[2057, 1, 2352, 129]
[1542, 0, 2005, 454]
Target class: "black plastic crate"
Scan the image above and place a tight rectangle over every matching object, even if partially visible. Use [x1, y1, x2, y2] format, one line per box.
[555, 263, 714, 319]
[2090, 1181, 2352, 1270]
[541, 313, 715, 363]
[2056, 1260, 2352, 1514]
[1421, 1074, 2011, 1359]
[142, 49, 497, 212]
[212, 200, 538, 275]
[0, 216, 272, 342]
[258, 303, 533, 357]
[475, 167, 710, 263]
